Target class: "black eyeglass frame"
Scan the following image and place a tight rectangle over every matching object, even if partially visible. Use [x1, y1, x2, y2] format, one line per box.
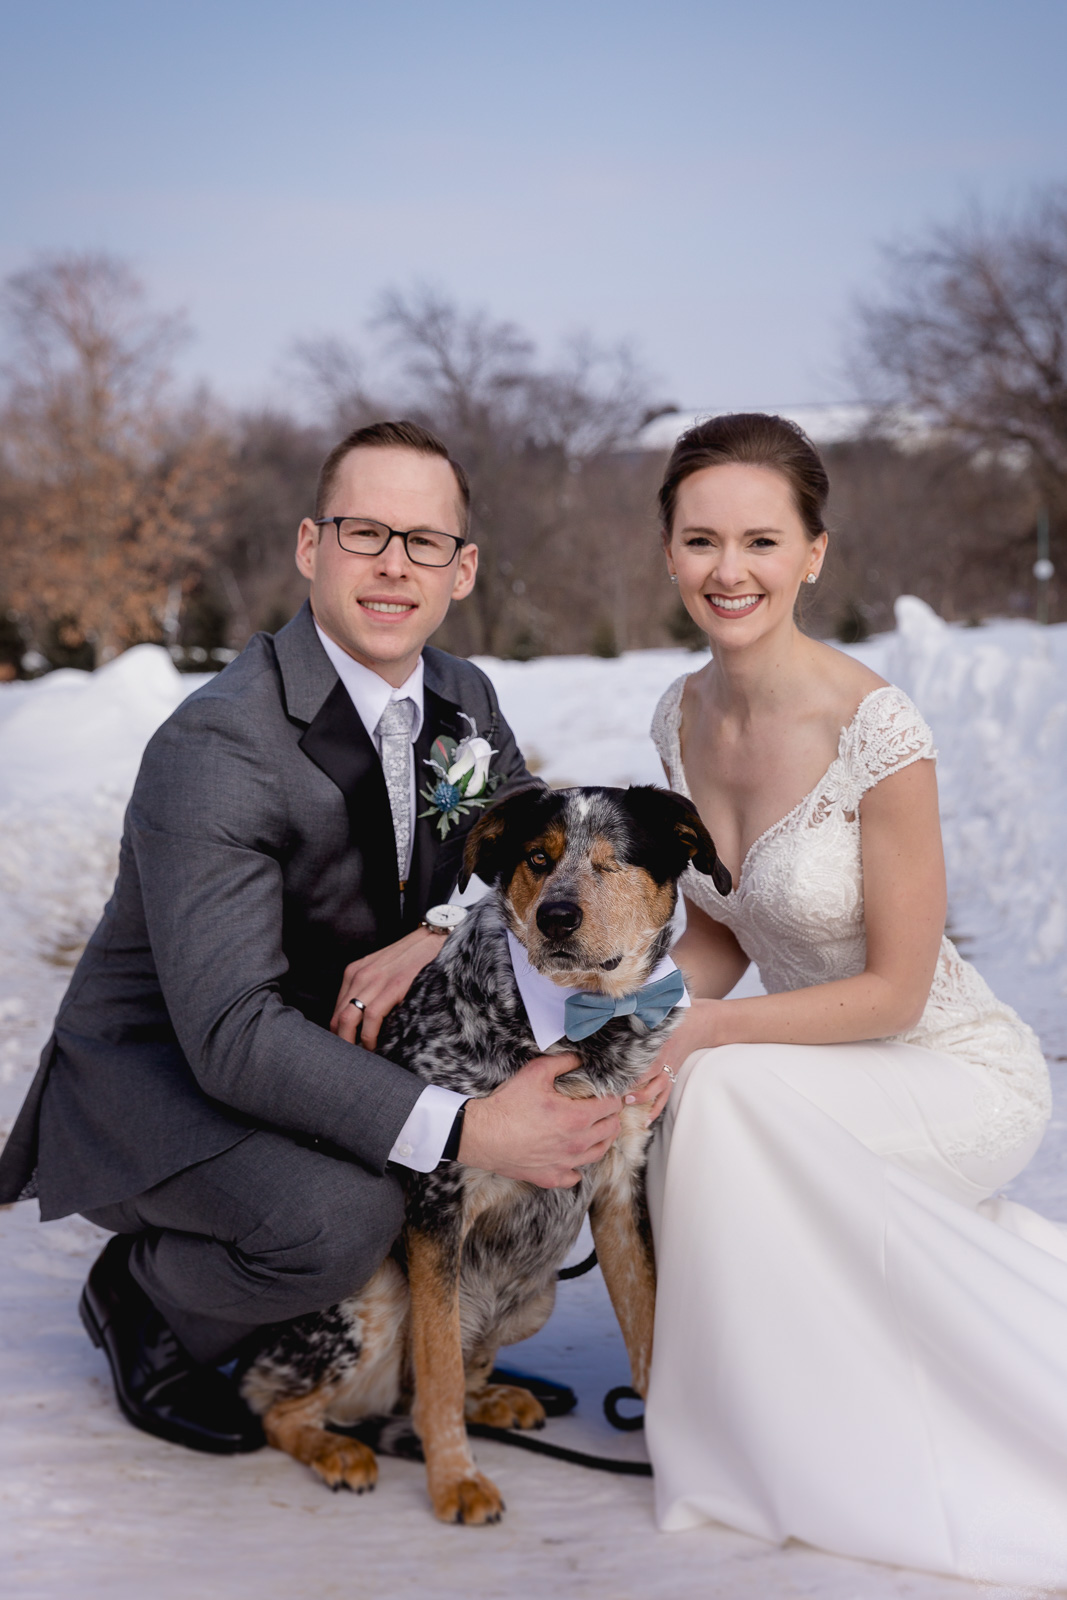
[313, 516, 467, 568]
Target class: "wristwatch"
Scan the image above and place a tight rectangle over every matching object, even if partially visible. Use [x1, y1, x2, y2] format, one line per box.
[420, 904, 469, 936]
[439, 1099, 468, 1164]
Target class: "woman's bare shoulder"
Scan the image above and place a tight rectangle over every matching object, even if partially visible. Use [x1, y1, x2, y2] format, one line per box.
[808, 640, 889, 723]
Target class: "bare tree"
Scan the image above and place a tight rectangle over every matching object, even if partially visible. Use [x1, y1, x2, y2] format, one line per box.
[0, 253, 231, 662]
[368, 288, 656, 655]
[859, 190, 1067, 476]
[856, 189, 1067, 615]
[210, 409, 329, 647]
[812, 437, 1037, 637]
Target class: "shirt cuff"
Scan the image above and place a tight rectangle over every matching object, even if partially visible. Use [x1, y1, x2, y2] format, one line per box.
[388, 1084, 470, 1173]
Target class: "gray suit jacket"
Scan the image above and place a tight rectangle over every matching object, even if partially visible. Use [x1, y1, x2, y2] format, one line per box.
[0, 602, 532, 1219]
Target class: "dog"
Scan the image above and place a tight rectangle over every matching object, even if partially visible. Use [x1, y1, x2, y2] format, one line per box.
[241, 783, 731, 1524]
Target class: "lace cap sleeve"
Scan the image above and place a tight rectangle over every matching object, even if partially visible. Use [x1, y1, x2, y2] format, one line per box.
[650, 675, 689, 790]
[841, 686, 936, 804]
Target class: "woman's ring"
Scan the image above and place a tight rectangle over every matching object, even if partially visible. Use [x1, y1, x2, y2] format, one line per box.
[349, 998, 366, 1012]
[662, 1064, 678, 1084]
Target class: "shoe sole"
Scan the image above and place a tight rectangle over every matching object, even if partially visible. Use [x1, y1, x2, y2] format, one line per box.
[79, 1289, 104, 1348]
[78, 1286, 263, 1456]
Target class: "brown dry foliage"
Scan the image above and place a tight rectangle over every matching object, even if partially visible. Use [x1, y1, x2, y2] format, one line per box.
[0, 253, 232, 662]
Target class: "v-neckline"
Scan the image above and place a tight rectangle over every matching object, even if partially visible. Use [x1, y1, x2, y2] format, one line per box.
[673, 681, 888, 894]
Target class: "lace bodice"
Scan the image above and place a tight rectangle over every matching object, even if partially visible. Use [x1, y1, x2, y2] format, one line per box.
[651, 676, 1050, 1160]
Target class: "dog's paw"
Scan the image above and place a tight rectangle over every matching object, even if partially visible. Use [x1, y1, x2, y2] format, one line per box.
[465, 1383, 546, 1431]
[432, 1470, 505, 1525]
[306, 1435, 379, 1494]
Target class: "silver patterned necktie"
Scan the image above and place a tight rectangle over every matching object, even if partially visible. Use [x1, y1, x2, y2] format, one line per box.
[376, 696, 416, 890]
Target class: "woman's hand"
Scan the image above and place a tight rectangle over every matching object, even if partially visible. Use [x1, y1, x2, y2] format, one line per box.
[626, 1000, 727, 1121]
[331, 927, 447, 1049]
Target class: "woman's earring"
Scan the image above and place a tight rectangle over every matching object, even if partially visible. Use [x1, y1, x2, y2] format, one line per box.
[669, 573, 678, 584]
[805, 572, 817, 584]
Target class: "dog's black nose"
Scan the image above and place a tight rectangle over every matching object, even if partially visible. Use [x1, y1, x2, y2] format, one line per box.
[536, 900, 584, 940]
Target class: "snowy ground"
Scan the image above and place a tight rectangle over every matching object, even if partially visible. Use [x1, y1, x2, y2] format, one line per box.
[1, 599, 1065, 1599]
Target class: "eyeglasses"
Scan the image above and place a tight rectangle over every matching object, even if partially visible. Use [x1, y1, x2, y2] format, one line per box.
[313, 516, 466, 568]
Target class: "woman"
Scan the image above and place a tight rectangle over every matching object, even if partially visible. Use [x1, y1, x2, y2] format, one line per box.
[642, 413, 1067, 1588]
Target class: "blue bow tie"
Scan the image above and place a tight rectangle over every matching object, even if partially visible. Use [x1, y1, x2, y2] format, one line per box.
[563, 968, 686, 1042]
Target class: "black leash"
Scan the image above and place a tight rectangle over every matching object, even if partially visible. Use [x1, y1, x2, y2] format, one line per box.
[471, 1250, 651, 1475]
[468, 1410, 650, 1475]
[556, 1246, 599, 1281]
[470, 1382, 650, 1475]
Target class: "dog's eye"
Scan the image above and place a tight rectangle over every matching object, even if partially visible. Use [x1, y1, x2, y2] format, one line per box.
[526, 849, 551, 872]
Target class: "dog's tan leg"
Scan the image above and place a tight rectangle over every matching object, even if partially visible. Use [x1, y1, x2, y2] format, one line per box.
[407, 1226, 504, 1525]
[262, 1387, 378, 1493]
[589, 1169, 657, 1398]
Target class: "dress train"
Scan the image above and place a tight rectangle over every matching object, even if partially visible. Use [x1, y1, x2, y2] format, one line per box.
[645, 1041, 1067, 1588]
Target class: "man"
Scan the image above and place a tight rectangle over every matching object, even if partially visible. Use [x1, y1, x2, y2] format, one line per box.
[0, 420, 625, 1453]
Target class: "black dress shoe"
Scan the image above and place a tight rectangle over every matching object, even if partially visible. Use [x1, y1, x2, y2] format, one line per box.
[79, 1235, 265, 1455]
[488, 1365, 577, 1418]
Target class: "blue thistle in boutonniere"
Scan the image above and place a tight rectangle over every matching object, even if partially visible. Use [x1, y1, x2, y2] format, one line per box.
[419, 714, 501, 838]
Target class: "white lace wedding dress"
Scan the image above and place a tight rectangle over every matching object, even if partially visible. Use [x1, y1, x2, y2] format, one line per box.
[645, 679, 1067, 1589]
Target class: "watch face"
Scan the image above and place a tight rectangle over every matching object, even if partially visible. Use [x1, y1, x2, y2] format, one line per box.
[426, 904, 468, 931]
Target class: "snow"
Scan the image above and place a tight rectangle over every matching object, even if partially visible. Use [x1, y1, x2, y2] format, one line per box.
[1, 601, 1065, 1599]
[635, 403, 875, 452]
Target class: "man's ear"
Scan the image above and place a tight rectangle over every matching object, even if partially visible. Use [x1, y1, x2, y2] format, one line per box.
[451, 540, 478, 601]
[623, 785, 733, 896]
[295, 517, 319, 581]
[458, 784, 551, 891]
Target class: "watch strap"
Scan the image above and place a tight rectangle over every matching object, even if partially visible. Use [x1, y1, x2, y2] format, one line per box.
[440, 1099, 468, 1163]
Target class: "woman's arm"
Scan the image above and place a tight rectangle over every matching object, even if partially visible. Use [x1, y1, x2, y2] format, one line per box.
[654, 758, 946, 1067]
[673, 897, 751, 999]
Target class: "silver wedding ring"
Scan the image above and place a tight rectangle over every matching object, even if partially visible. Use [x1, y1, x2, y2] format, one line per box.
[661, 1064, 678, 1084]
[349, 998, 366, 1012]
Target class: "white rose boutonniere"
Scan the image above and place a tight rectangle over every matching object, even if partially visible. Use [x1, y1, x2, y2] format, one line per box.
[419, 714, 501, 838]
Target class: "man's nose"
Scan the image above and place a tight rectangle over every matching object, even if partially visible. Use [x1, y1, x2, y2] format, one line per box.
[375, 532, 414, 578]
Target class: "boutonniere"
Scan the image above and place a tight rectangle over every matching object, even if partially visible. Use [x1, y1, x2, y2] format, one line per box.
[419, 713, 501, 838]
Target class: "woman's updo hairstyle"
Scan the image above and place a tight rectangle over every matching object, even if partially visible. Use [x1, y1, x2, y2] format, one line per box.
[659, 413, 829, 543]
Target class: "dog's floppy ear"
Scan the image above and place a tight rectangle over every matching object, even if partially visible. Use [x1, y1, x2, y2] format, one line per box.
[458, 783, 552, 892]
[623, 785, 733, 896]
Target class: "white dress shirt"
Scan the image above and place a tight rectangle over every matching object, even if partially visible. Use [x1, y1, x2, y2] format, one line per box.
[314, 623, 425, 876]
[313, 620, 467, 1173]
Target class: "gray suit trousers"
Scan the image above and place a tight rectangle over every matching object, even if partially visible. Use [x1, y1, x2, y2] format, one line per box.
[84, 1130, 406, 1364]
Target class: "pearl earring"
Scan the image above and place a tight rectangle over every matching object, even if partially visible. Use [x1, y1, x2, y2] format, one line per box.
[669, 574, 678, 584]
[805, 573, 817, 584]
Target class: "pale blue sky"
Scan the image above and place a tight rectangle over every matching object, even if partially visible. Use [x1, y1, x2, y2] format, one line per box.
[1, 0, 1064, 410]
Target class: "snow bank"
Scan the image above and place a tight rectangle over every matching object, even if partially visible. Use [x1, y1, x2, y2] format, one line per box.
[886, 600, 1067, 977]
[0, 645, 205, 807]
[0, 653, 211, 1096]
[469, 647, 707, 788]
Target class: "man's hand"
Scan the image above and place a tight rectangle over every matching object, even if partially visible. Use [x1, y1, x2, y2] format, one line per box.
[331, 928, 447, 1049]
[459, 1054, 622, 1188]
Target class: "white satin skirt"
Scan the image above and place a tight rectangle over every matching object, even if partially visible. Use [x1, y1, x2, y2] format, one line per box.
[644, 1040, 1067, 1589]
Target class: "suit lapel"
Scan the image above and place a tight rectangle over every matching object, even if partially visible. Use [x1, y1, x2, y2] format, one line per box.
[276, 605, 481, 939]
[299, 679, 402, 944]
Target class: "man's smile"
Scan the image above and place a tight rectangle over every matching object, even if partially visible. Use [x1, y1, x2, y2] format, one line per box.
[358, 596, 418, 616]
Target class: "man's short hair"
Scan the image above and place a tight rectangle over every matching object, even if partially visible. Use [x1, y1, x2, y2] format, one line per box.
[314, 419, 472, 530]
